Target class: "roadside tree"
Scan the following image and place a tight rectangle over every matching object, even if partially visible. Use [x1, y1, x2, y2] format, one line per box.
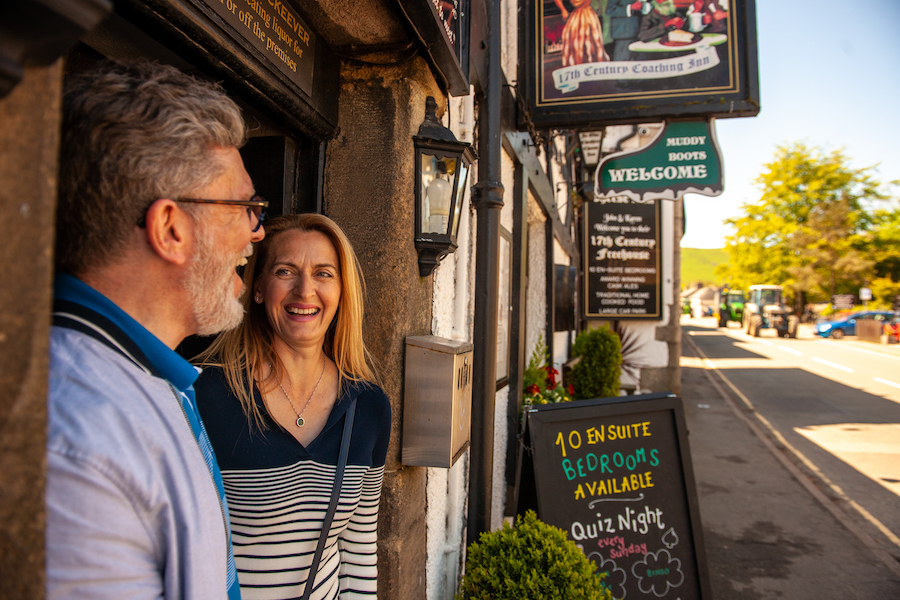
[716, 143, 893, 308]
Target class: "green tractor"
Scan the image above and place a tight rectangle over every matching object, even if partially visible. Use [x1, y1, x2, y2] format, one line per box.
[715, 286, 744, 328]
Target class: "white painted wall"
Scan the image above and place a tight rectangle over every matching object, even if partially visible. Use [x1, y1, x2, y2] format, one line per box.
[595, 125, 674, 391]
[525, 194, 547, 363]
[424, 93, 476, 600]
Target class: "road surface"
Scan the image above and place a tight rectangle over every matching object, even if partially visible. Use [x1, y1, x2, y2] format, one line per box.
[682, 315, 900, 596]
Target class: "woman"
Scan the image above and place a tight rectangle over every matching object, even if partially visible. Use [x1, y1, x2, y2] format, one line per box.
[553, 0, 609, 66]
[195, 213, 391, 600]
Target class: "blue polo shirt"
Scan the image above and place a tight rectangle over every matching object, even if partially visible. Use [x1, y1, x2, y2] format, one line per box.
[53, 273, 241, 600]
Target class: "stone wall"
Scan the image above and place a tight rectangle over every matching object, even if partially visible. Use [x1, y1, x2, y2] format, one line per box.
[0, 63, 63, 598]
[324, 56, 442, 600]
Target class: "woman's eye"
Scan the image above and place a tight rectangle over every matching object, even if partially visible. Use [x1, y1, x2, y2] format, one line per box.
[275, 268, 292, 277]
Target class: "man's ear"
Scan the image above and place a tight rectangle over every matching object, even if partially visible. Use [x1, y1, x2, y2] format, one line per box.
[143, 199, 192, 266]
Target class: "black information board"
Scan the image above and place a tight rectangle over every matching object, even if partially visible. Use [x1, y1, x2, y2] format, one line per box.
[200, 0, 317, 95]
[519, 394, 710, 600]
[584, 199, 662, 319]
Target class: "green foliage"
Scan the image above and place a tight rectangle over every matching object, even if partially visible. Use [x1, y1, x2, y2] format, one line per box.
[681, 247, 728, 288]
[523, 336, 573, 406]
[570, 326, 622, 400]
[871, 276, 900, 308]
[456, 511, 613, 600]
[715, 142, 898, 305]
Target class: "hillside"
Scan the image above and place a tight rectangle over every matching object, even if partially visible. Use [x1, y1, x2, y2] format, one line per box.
[681, 247, 727, 288]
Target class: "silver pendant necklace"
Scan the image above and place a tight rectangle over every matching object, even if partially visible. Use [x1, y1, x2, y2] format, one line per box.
[275, 359, 325, 427]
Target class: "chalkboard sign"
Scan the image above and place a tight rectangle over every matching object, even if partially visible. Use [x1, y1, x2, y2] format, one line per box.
[583, 199, 662, 320]
[519, 393, 710, 600]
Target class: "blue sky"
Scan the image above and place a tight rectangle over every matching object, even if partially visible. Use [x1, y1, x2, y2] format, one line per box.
[680, 0, 900, 249]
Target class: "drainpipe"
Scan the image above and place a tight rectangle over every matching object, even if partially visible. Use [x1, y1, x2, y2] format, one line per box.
[615, 125, 639, 152]
[467, 0, 504, 546]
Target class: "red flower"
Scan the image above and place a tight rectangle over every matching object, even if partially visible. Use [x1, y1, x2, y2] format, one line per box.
[568, 384, 575, 395]
[526, 384, 541, 395]
[544, 366, 559, 388]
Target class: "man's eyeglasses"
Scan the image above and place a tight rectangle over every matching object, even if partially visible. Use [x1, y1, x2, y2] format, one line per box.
[176, 196, 268, 232]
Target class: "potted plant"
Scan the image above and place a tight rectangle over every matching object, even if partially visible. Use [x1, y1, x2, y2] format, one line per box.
[456, 510, 613, 600]
[569, 326, 622, 400]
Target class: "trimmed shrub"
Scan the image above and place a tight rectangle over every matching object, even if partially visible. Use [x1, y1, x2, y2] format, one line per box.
[570, 326, 622, 400]
[456, 511, 612, 600]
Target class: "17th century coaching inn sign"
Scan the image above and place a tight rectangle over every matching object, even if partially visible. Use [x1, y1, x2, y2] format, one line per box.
[520, 0, 760, 128]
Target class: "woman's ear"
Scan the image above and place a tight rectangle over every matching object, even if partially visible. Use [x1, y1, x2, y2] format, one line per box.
[143, 199, 192, 266]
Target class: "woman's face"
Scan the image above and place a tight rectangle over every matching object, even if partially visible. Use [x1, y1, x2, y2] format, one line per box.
[255, 229, 342, 352]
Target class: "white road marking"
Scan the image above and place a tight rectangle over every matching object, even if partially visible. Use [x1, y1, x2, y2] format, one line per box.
[819, 339, 900, 361]
[874, 377, 900, 390]
[756, 339, 773, 346]
[811, 357, 854, 373]
[778, 345, 803, 356]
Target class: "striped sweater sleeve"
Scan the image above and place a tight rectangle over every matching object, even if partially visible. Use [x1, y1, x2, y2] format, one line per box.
[337, 464, 384, 597]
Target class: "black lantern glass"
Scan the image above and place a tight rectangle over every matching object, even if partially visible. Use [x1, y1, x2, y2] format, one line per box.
[413, 97, 475, 277]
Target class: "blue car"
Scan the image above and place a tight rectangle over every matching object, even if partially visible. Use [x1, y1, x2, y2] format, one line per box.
[814, 311, 895, 339]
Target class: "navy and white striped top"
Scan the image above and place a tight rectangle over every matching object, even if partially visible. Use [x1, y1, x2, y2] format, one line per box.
[196, 367, 391, 600]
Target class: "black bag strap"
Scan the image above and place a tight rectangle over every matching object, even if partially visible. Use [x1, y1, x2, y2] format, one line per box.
[301, 397, 357, 600]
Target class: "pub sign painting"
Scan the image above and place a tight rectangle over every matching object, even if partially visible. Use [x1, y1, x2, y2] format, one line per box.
[522, 0, 760, 128]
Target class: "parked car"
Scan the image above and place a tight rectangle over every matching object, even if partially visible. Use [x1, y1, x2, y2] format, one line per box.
[813, 311, 895, 339]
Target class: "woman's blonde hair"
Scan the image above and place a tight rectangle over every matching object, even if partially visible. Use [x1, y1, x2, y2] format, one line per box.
[196, 213, 379, 430]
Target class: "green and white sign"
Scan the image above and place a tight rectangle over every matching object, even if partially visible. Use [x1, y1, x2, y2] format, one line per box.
[595, 120, 724, 202]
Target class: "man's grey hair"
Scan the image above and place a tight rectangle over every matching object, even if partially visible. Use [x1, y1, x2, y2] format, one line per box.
[57, 60, 246, 274]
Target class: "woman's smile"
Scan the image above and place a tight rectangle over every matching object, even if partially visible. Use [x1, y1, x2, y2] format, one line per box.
[256, 229, 342, 350]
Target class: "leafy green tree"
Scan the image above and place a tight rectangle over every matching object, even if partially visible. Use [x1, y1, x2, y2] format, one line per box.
[715, 143, 892, 306]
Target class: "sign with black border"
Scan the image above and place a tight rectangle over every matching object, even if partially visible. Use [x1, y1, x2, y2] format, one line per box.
[397, 0, 470, 95]
[519, 393, 711, 600]
[520, 0, 759, 128]
[584, 198, 662, 319]
[200, 0, 317, 95]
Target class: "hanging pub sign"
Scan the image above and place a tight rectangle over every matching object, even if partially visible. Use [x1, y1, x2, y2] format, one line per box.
[520, 0, 759, 128]
[200, 0, 317, 95]
[584, 197, 662, 319]
[595, 120, 723, 202]
[397, 0, 470, 95]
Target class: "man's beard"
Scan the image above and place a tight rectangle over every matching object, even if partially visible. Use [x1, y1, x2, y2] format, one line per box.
[185, 222, 249, 336]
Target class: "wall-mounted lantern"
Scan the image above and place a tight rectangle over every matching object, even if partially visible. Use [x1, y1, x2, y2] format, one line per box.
[413, 96, 476, 277]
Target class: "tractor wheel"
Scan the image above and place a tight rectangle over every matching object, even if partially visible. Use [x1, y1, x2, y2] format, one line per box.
[788, 316, 799, 339]
[751, 316, 763, 337]
[831, 329, 844, 340]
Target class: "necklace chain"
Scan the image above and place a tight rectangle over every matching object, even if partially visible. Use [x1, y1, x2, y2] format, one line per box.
[275, 359, 325, 428]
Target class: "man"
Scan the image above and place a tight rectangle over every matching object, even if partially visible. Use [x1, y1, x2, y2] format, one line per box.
[606, 0, 646, 61]
[47, 60, 266, 599]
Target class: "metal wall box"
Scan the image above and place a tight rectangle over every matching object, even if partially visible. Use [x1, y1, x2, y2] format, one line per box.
[402, 335, 473, 468]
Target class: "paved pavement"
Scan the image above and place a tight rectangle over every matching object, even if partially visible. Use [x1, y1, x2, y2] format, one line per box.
[680, 325, 900, 599]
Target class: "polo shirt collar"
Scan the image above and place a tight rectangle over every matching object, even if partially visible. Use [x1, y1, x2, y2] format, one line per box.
[53, 273, 198, 392]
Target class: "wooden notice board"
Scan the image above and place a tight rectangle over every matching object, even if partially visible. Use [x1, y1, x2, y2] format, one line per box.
[518, 393, 710, 599]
